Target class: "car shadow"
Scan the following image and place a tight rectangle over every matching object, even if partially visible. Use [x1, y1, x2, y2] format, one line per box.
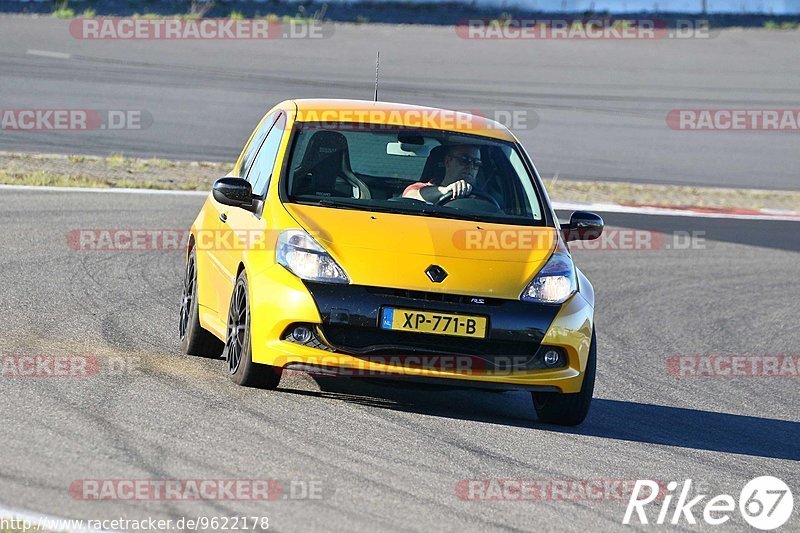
[277, 375, 800, 461]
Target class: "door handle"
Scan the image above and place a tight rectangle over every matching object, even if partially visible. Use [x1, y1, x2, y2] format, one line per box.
[219, 213, 228, 223]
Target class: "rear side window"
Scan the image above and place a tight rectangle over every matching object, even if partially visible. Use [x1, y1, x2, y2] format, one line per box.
[248, 113, 287, 197]
[238, 112, 278, 177]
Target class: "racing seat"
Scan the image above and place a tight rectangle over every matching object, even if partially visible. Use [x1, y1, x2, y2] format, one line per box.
[292, 131, 371, 199]
[418, 145, 447, 185]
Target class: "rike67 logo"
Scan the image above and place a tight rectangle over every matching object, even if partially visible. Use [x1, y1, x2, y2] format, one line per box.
[624, 477, 794, 530]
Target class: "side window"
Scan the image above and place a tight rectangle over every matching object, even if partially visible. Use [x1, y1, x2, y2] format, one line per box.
[238, 112, 278, 178]
[248, 113, 287, 197]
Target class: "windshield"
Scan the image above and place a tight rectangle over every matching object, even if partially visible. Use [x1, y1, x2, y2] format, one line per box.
[284, 122, 546, 225]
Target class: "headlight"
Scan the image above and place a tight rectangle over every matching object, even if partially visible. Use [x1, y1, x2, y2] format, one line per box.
[276, 229, 349, 284]
[520, 244, 577, 304]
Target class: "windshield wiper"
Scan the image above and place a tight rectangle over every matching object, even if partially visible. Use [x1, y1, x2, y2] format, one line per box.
[293, 197, 535, 224]
[302, 197, 441, 216]
[298, 198, 362, 211]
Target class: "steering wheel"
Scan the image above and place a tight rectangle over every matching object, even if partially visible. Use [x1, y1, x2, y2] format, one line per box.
[436, 190, 502, 211]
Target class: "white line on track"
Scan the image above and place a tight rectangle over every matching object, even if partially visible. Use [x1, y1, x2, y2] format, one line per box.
[0, 502, 111, 533]
[0, 184, 206, 196]
[26, 49, 72, 60]
[1, 184, 798, 221]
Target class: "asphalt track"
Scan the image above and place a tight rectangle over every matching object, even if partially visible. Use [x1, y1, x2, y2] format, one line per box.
[0, 188, 797, 531]
[1, 14, 799, 532]
[1, 17, 799, 190]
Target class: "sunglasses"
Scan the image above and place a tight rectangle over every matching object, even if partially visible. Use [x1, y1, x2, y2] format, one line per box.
[452, 155, 483, 168]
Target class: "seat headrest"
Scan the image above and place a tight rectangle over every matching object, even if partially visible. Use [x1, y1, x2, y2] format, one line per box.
[419, 145, 447, 185]
[294, 130, 354, 196]
[299, 130, 351, 170]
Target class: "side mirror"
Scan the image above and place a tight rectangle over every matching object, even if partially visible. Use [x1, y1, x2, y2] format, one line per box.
[212, 177, 255, 212]
[561, 211, 604, 242]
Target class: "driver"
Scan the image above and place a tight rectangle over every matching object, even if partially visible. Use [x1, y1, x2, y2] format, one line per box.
[402, 144, 481, 203]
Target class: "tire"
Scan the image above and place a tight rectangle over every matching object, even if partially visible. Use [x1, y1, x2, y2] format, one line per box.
[224, 270, 282, 389]
[531, 330, 596, 426]
[180, 248, 224, 357]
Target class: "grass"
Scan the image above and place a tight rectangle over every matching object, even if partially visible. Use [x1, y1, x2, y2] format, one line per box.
[0, 152, 229, 191]
[264, 13, 322, 24]
[764, 21, 800, 30]
[46, 5, 332, 23]
[145, 157, 172, 169]
[107, 152, 126, 168]
[0, 169, 214, 191]
[53, 4, 75, 19]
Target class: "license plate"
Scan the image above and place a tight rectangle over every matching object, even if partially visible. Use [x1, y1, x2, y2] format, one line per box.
[380, 308, 487, 339]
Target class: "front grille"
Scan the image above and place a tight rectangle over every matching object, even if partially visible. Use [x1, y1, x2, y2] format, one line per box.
[365, 287, 501, 306]
[301, 281, 561, 373]
[317, 324, 561, 372]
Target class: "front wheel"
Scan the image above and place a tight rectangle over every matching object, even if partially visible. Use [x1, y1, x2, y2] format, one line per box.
[224, 270, 282, 389]
[531, 330, 596, 426]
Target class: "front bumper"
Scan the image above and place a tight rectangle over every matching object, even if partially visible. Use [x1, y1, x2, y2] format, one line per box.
[248, 265, 594, 393]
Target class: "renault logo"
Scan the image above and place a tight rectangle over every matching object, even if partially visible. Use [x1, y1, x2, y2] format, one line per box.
[425, 265, 448, 283]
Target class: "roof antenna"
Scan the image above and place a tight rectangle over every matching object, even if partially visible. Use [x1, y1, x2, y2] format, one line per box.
[374, 51, 380, 102]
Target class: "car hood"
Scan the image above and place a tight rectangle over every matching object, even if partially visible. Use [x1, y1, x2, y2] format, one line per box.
[284, 204, 557, 300]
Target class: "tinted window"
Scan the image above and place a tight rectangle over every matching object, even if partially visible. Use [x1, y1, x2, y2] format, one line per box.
[248, 113, 286, 197]
[238, 112, 278, 178]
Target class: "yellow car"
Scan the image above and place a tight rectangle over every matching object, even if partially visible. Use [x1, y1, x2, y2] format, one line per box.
[180, 99, 603, 425]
